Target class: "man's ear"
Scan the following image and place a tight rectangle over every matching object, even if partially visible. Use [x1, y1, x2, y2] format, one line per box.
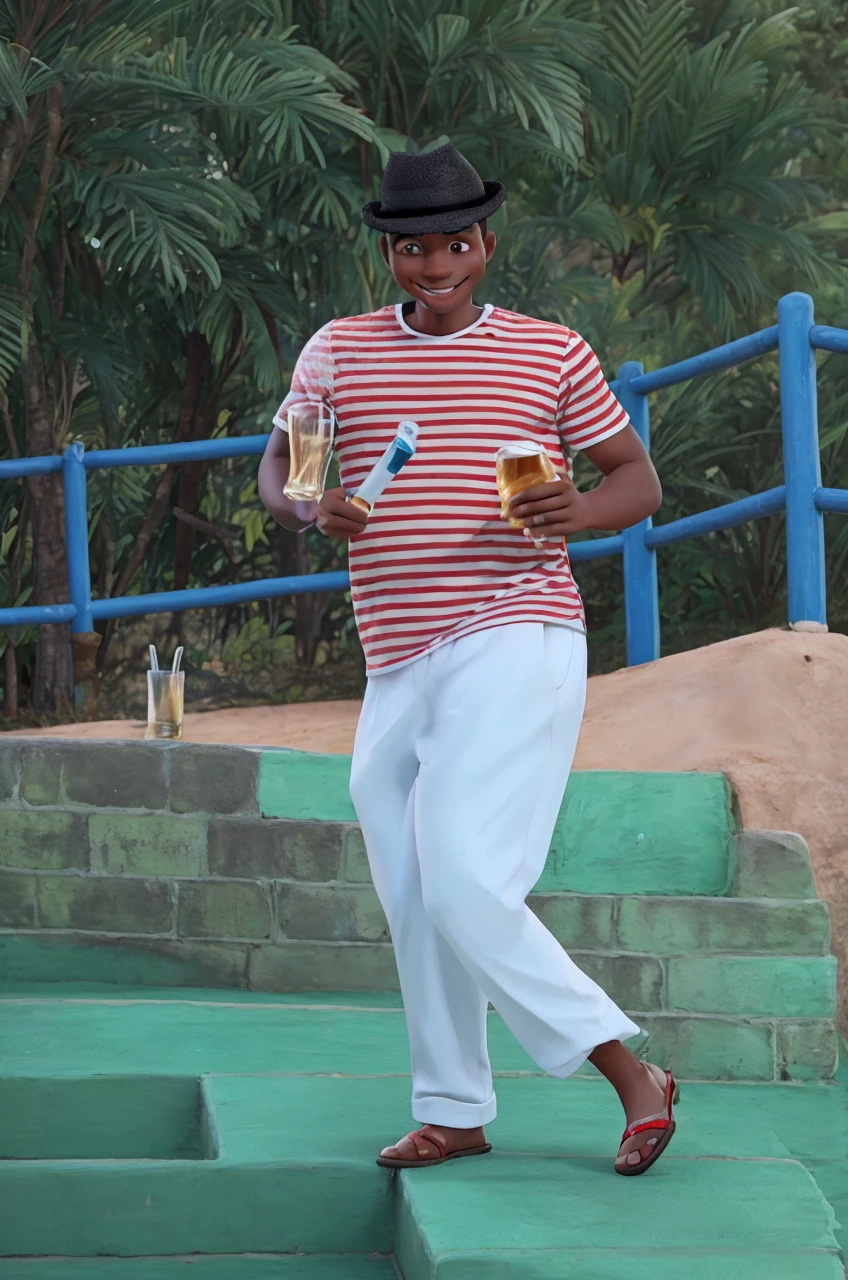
[483, 229, 497, 263]
[379, 235, 390, 266]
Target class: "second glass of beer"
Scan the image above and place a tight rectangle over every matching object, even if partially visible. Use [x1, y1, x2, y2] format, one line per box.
[495, 442, 564, 548]
[283, 398, 337, 502]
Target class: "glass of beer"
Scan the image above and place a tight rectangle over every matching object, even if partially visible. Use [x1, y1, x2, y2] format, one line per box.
[283, 398, 337, 502]
[495, 442, 561, 546]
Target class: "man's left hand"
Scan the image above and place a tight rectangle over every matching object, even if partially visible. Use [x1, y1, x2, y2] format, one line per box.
[508, 475, 589, 539]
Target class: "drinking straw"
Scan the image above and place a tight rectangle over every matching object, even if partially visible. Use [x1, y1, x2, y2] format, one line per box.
[149, 645, 159, 672]
[172, 646, 184, 675]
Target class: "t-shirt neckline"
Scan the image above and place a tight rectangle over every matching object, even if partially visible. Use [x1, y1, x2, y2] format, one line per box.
[394, 302, 494, 341]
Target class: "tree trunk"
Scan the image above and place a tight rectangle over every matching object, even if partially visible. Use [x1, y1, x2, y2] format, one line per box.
[3, 644, 18, 718]
[293, 533, 327, 667]
[172, 459, 208, 592]
[25, 345, 71, 713]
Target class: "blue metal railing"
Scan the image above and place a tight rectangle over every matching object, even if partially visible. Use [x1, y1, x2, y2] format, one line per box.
[1, 290, 846, 667]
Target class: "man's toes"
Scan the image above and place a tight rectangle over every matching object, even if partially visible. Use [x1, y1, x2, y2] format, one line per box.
[616, 1136, 659, 1168]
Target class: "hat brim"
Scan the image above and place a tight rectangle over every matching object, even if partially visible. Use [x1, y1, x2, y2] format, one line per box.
[361, 181, 506, 235]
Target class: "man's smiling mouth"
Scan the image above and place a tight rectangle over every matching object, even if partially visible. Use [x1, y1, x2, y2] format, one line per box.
[417, 277, 469, 295]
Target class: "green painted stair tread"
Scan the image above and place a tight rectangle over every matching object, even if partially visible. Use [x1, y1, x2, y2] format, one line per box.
[0, 997, 845, 1266]
[0, 1259, 396, 1279]
[0, 976, 406, 1007]
[395, 1247, 845, 1280]
[0, 999, 416, 1079]
[203, 1074, 848, 1165]
[0, 995, 837, 1082]
[2, 999, 845, 1163]
[395, 1157, 839, 1279]
[543, 771, 734, 896]
[3, 1074, 846, 1263]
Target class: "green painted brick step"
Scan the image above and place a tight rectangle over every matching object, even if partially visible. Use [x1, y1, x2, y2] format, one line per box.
[0, 1260, 396, 1280]
[259, 758, 735, 897]
[0, 1076, 208, 1161]
[395, 1158, 839, 1280]
[0, 991, 838, 1087]
[0, 1160, 393, 1257]
[666, 955, 837, 1018]
[9, 879, 830, 957]
[0, 993, 846, 1268]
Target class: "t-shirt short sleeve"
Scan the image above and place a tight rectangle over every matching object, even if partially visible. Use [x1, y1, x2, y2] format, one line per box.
[272, 322, 335, 432]
[556, 333, 629, 452]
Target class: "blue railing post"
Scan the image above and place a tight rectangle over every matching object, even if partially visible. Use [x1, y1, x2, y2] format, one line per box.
[616, 362, 660, 665]
[62, 442, 93, 634]
[778, 292, 827, 631]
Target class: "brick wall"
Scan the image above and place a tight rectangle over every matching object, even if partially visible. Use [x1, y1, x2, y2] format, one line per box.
[0, 739, 398, 991]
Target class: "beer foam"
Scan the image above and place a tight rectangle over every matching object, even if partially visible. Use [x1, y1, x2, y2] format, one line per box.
[494, 441, 547, 461]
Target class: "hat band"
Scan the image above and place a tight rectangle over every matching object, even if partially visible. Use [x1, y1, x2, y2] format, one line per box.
[378, 191, 492, 220]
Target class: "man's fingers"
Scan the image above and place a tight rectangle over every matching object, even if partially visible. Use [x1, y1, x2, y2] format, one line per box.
[508, 476, 570, 505]
[510, 494, 578, 521]
[317, 487, 369, 538]
[510, 487, 576, 519]
[319, 517, 368, 538]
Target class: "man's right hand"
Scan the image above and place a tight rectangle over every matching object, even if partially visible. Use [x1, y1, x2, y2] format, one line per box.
[317, 487, 370, 541]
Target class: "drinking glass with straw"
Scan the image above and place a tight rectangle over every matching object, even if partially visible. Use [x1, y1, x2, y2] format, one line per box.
[145, 645, 185, 740]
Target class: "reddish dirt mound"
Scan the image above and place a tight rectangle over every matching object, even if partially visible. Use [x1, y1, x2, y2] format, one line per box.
[5, 700, 362, 754]
[9, 628, 848, 1028]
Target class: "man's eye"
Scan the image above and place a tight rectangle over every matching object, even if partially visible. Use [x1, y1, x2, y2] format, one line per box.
[402, 243, 422, 254]
[449, 242, 470, 253]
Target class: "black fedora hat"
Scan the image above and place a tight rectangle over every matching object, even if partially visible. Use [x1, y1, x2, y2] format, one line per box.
[362, 142, 506, 235]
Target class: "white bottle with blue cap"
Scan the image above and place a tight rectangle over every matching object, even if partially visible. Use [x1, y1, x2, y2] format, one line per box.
[349, 421, 419, 513]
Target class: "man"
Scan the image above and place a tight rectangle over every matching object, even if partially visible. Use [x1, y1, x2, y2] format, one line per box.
[259, 143, 677, 1176]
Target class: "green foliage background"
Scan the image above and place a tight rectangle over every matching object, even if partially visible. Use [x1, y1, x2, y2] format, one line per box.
[0, 0, 847, 715]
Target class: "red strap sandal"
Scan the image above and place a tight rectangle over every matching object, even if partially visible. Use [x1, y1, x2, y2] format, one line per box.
[376, 1128, 492, 1169]
[615, 1066, 680, 1177]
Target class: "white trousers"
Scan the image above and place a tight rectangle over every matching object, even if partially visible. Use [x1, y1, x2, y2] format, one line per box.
[350, 622, 640, 1127]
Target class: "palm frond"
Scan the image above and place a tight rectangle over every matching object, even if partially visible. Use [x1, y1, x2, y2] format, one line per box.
[604, 0, 692, 146]
[0, 286, 25, 392]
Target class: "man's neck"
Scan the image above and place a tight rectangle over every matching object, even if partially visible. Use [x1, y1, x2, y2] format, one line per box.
[402, 298, 484, 336]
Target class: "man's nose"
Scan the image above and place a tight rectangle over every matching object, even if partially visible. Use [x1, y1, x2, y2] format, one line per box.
[420, 254, 454, 281]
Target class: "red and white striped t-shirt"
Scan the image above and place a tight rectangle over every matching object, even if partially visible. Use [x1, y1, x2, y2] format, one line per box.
[274, 304, 629, 674]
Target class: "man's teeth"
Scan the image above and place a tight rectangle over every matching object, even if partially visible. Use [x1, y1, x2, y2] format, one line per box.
[421, 285, 457, 294]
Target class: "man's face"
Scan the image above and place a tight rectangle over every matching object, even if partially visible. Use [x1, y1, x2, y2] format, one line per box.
[380, 224, 497, 315]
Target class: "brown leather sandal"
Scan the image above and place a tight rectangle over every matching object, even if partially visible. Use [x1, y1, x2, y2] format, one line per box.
[376, 1128, 492, 1169]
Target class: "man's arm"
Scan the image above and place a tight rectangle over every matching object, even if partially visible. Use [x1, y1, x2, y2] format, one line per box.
[258, 426, 369, 540]
[508, 425, 662, 537]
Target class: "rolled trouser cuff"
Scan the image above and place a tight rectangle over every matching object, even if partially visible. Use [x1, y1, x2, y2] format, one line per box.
[413, 1091, 498, 1127]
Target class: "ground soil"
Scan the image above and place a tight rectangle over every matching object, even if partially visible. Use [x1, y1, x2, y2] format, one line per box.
[8, 627, 847, 1029]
